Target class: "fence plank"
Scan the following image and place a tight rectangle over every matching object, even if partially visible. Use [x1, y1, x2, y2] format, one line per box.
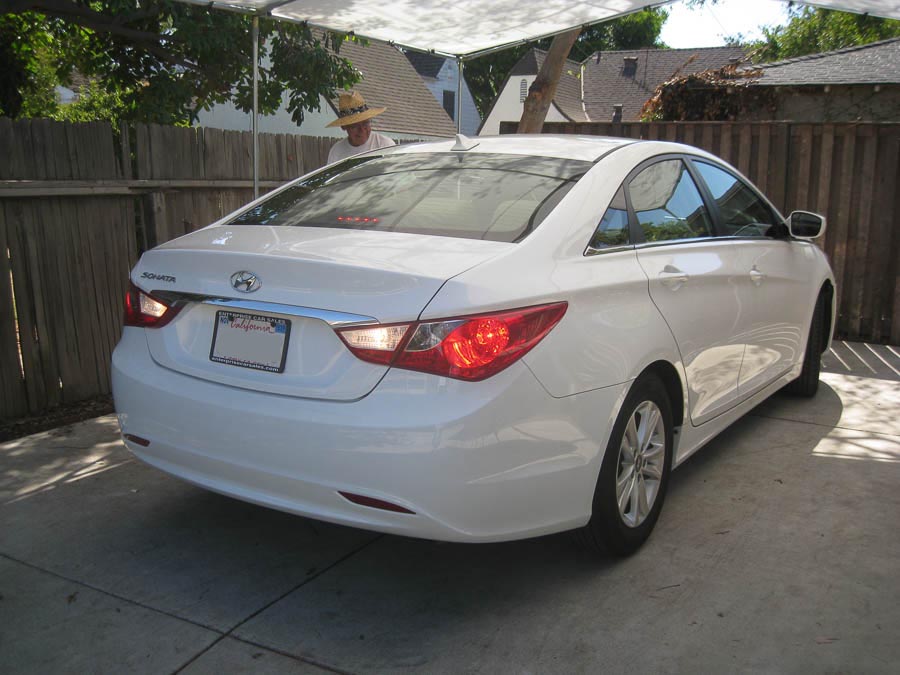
[0, 118, 14, 180]
[849, 129, 877, 338]
[738, 124, 752, 177]
[0, 205, 27, 418]
[866, 127, 897, 341]
[719, 123, 733, 164]
[11, 199, 61, 411]
[756, 125, 771, 195]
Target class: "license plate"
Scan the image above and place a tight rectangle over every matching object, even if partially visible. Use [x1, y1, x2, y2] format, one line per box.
[210, 311, 291, 373]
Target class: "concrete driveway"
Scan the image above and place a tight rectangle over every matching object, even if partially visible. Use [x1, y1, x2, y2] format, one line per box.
[2, 341, 899, 674]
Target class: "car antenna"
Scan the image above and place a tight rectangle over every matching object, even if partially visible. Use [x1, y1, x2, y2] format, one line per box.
[451, 134, 480, 151]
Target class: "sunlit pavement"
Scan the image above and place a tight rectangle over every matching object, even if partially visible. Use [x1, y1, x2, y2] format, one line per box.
[1, 343, 898, 674]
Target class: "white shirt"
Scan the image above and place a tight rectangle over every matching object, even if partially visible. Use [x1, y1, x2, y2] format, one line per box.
[327, 132, 395, 164]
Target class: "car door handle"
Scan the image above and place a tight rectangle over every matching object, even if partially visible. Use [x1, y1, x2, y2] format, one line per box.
[659, 265, 689, 289]
[749, 267, 766, 286]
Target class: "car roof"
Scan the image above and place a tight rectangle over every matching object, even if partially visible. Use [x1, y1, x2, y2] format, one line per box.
[387, 134, 638, 163]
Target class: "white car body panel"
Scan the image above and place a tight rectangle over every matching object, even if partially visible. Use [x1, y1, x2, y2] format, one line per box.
[113, 328, 627, 541]
[112, 135, 836, 543]
[635, 240, 749, 425]
[734, 239, 818, 394]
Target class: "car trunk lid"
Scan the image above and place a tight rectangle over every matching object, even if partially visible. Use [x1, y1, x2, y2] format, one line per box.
[134, 225, 510, 401]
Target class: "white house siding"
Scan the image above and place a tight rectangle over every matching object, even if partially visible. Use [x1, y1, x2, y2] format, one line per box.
[195, 91, 343, 137]
[479, 75, 568, 136]
[421, 60, 481, 135]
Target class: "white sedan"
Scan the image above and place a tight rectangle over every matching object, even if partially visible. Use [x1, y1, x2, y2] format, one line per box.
[112, 135, 834, 555]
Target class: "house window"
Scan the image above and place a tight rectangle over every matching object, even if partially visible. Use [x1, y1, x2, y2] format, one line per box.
[443, 90, 455, 120]
[520, 79, 528, 102]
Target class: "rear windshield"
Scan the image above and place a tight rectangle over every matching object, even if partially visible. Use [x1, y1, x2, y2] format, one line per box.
[229, 153, 591, 243]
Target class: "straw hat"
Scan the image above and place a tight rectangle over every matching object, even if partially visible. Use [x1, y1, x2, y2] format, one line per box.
[327, 91, 387, 128]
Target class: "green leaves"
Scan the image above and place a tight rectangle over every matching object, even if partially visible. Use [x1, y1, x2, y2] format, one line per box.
[2, 1, 360, 125]
[752, 8, 900, 62]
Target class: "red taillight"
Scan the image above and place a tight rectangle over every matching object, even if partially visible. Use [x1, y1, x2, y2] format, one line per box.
[336, 302, 567, 381]
[123, 281, 182, 328]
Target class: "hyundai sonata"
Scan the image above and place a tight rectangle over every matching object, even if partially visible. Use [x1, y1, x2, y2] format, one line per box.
[112, 135, 834, 555]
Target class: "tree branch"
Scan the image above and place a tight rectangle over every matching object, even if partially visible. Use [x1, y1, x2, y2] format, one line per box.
[4, 0, 185, 50]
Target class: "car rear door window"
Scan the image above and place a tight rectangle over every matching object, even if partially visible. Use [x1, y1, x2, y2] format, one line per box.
[586, 186, 630, 253]
[693, 161, 779, 237]
[628, 159, 713, 243]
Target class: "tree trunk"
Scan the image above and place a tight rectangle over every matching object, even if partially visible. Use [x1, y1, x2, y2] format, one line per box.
[517, 28, 581, 134]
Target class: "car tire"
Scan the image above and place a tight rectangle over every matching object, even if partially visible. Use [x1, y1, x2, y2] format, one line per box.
[784, 291, 826, 398]
[577, 374, 673, 557]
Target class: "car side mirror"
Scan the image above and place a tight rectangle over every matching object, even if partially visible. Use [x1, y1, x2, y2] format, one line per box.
[788, 211, 826, 239]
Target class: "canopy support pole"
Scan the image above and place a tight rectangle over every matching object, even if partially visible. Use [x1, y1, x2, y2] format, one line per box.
[252, 15, 260, 199]
[456, 58, 464, 133]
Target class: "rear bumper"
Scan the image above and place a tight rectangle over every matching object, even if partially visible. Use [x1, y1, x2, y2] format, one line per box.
[112, 328, 627, 542]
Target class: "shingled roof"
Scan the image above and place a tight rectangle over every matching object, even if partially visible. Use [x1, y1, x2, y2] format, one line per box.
[405, 51, 445, 79]
[331, 40, 457, 137]
[582, 46, 747, 121]
[755, 36, 900, 86]
[532, 50, 588, 123]
[501, 49, 587, 122]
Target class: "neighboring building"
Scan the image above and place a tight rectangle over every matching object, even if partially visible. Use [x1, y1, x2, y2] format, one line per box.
[479, 50, 586, 135]
[196, 39, 457, 141]
[404, 52, 481, 135]
[583, 46, 747, 122]
[479, 45, 746, 133]
[741, 37, 900, 122]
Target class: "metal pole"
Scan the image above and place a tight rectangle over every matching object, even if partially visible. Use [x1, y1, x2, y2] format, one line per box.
[252, 15, 260, 199]
[456, 58, 464, 133]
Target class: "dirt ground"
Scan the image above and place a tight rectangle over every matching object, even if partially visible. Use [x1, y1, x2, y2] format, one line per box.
[0, 395, 113, 443]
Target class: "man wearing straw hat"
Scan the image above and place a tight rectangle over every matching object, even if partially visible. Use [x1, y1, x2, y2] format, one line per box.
[326, 91, 395, 164]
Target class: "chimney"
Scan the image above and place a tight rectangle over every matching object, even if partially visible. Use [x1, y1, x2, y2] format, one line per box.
[612, 104, 623, 123]
[623, 56, 638, 77]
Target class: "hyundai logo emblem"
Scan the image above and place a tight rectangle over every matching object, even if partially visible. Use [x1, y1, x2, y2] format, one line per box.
[231, 271, 261, 293]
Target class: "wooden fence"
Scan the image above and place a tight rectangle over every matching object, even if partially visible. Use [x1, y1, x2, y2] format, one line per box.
[0, 119, 334, 420]
[1, 118, 899, 421]
[505, 121, 900, 348]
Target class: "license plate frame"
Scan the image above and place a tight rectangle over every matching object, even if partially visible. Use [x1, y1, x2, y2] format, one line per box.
[209, 310, 291, 373]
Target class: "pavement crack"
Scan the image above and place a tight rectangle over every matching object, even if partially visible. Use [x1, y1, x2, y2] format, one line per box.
[0, 551, 225, 637]
[171, 534, 383, 675]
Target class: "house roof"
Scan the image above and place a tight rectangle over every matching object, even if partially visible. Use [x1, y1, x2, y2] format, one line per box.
[755, 37, 900, 86]
[330, 40, 457, 137]
[405, 51, 446, 79]
[501, 49, 587, 123]
[582, 46, 747, 121]
[532, 50, 588, 123]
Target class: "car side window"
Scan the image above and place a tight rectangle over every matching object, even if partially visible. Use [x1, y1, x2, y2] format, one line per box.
[586, 186, 630, 252]
[693, 161, 778, 237]
[628, 159, 713, 242]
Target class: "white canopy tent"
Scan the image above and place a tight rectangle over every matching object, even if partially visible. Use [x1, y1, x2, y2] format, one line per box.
[175, 0, 900, 194]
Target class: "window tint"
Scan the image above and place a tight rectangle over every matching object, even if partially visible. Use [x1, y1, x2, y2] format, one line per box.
[694, 161, 778, 237]
[230, 154, 590, 243]
[629, 160, 712, 242]
[587, 187, 630, 252]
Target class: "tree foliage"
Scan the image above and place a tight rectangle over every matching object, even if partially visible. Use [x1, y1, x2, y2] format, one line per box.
[1, 0, 361, 125]
[465, 8, 669, 117]
[752, 7, 900, 62]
